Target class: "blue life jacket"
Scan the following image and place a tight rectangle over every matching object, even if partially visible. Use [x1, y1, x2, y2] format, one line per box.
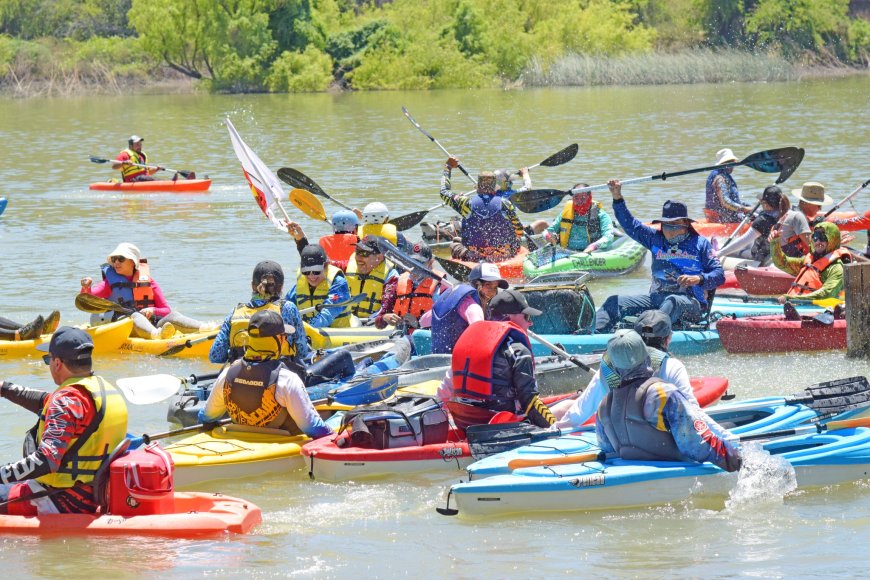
[705, 169, 742, 222]
[101, 263, 155, 312]
[431, 284, 479, 354]
[461, 195, 517, 253]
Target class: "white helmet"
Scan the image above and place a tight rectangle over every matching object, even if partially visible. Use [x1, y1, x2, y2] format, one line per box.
[362, 202, 389, 225]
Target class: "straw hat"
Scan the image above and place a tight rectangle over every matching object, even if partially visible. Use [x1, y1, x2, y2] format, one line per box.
[792, 182, 832, 206]
[715, 148, 739, 166]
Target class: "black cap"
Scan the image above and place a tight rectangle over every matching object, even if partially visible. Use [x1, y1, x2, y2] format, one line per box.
[489, 289, 542, 317]
[409, 241, 432, 261]
[633, 310, 672, 340]
[252, 260, 284, 287]
[37, 326, 94, 362]
[248, 310, 295, 337]
[758, 185, 783, 207]
[300, 245, 328, 273]
[652, 200, 695, 223]
[356, 235, 382, 254]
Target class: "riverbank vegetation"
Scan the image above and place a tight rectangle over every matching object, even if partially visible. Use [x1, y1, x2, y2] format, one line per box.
[1, 0, 868, 96]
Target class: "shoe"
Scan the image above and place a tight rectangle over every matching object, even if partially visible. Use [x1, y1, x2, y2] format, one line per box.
[159, 323, 177, 339]
[42, 310, 61, 335]
[833, 304, 846, 320]
[16, 316, 44, 341]
[813, 310, 835, 326]
[783, 302, 801, 321]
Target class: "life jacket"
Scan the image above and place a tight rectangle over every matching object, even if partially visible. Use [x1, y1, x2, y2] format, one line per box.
[558, 201, 601, 249]
[787, 248, 850, 296]
[450, 321, 534, 404]
[295, 265, 350, 328]
[34, 376, 128, 489]
[345, 255, 390, 318]
[461, 194, 519, 258]
[228, 300, 297, 362]
[597, 376, 685, 462]
[101, 260, 155, 312]
[750, 213, 778, 264]
[393, 272, 438, 321]
[431, 283, 479, 354]
[704, 169, 742, 223]
[120, 148, 147, 181]
[222, 359, 297, 433]
[319, 233, 358, 264]
[358, 223, 398, 246]
[599, 347, 668, 390]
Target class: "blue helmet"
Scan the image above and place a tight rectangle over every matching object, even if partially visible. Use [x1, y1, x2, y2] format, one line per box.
[331, 210, 359, 233]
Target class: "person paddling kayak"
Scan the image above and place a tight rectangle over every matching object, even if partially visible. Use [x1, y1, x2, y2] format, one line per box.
[771, 221, 850, 305]
[285, 245, 352, 329]
[0, 327, 128, 515]
[111, 135, 160, 182]
[539, 183, 615, 253]
[717, 185, 790, 264]
[704, 148, 754, 223]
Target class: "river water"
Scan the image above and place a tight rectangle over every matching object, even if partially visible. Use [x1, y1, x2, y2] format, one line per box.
[1, 77, 869, 577]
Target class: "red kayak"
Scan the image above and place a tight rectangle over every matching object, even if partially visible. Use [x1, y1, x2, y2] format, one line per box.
[733, 265, 793, 296]
[89, 179, 211, 193]
[718, 314, 846, 353]
[301, 377, 728, 481]
[455, 246, 529, 281]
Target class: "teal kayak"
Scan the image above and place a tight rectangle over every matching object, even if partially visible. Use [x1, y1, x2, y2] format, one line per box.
[0, 197, 6, 217]
[523, 235, 647, 279]
[710, 295, 823, 318]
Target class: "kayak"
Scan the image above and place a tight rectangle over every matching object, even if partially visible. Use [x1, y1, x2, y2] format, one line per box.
[306, 322, 395, 350]
[709, 295, 822, 318]
[88, 179, 211, 193]
[733, 265, 794, 296]
[411, 328, 722, 357]
[445, 426, 870, 516]
[717, 315, 847, 353]
[301, 377, 728, 482]
[0, 197, 6, 216]
[522, 236, 647, 280]
[0, 492, 260, 536]
[691, 213, 858, 240]
[120, 328, 217, 358]
[0, 317, 133, 359]
[454, 246, 530, 281]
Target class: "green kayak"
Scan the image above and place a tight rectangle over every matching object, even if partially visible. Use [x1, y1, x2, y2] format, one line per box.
[523, 235, 647, 279]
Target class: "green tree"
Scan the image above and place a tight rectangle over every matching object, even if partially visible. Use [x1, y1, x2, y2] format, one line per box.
[746, 0, 850, 58]
[266, 44, 333, 90]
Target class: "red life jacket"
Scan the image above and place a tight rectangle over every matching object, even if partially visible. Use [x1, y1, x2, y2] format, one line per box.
[450, 321, 533, 402]
[787, 248, 850, 296]
[319, 233, 358, 264]
[393, 272, 438, 320]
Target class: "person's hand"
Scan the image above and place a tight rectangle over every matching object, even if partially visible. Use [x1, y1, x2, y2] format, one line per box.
[583, 243, 598, 253]
[80, 276, 93, 289]
[139, 307, 155, 319]
[382, 313, 401, 326]
[446, 156, 459, 169]
[768, 227, 781, 243]
[352, 207, 364, 221]
[518, 167, 528, 176]
[607, 179, 622, 200]
[677, 274, 701, 287]
[286, 221, 305, 240]
[777, 295, 787, 304]
[543, 231, 556, 245]
[842, 232, 856, 245]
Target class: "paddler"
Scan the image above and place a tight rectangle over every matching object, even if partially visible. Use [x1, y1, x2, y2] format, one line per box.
[111, 135, 162, 182]
[704, 148, 754, 223]
[594, 329, 741, 471]
[80, 242, 210, 339]
[343, 235, 399, 322]
[375, 241, 444, 333]
[437, 289, 555, 430]
[539, 183, 615, 253]
[717, 185, 789, 264]
[287, 209, 360, 265]
[0, 327, 128, 515]
[493, 166, 531, 199]
[198, 311, 332, 439]
[440, 155, 525, 262]
[553, 310, 697, 428]
[285, 245, 352, 328]
[422, 262, 508, 354]
[771, 221, 850, 307]
[595, 180, 724, 333]
[0, 310, 60, 341]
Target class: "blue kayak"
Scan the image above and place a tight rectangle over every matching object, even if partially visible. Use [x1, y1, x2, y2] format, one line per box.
[444, 425, 870, 516]
[710, 295, 822, 318]
[0, 197, 6, 217]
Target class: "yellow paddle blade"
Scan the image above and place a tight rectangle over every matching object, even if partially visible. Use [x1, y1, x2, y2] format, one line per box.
[289, 188, 327, 222]
[812, 297, 844, 308]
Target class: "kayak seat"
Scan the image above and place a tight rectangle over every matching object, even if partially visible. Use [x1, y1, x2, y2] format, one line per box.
[93, 438, 132, 511]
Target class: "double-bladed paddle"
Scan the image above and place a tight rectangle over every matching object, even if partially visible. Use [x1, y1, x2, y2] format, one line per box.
[823, 178, 870, 219]
[75, 293, 133, 315]
[89, 156, 195, 180]
[277, 167, 355, 212]
[512, 147, 806, 213]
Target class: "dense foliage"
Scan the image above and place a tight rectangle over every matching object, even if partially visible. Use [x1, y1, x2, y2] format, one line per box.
[1, 0, 868, 93]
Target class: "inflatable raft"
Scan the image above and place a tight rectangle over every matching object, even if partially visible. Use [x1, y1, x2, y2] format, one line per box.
[522, 236, 647, 280]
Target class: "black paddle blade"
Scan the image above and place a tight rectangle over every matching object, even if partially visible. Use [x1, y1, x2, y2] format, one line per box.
[277, 168, 328, 199]
[540, 144, 579, 167]
[434, 256, 472, 281]
[511, 189, 569, 213]
[89, 156, 111, 164]
[401, 106, 435, 141]
[390, 210, 428, 231]
[740, 147, 805, 184]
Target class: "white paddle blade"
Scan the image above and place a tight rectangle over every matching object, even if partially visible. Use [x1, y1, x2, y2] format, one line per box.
[116, 374, 183, 405]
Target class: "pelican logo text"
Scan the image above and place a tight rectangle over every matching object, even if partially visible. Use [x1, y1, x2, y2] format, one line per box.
[569, 474, 605, 488]
[439, 447, 464, 460]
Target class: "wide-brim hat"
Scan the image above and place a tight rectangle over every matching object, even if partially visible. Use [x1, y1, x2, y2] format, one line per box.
[651, 200, 696, 224]
[715, 148, 738, 166]
[792, 182, 833, 206]
[107, 242, 141, 265]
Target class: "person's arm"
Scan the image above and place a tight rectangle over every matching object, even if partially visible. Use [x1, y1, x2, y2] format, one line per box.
[502, 198, 526, 240]
[144, 278, 171, 319]
[516, 168, 531, 193]
[507, 343, 555, 428]
[611, 197, 659, 249]
[374, 277, 398, 329]
[198, 367, 230, 423]
[112, 151, 131, 170]
[588, 209, 615, 251]
[789, 262, 844, 302]
[713, 174, 751, 214]
[439, 160, 470, 218]
[456, 295, 485, 324]
[660, 358, 696, 406]
[274, 368, 332, 438]
[283, 302, 311, 363]
[770, 235, 803, 276]
[0, 381, 48, 414]
[208, 313, 233, 364]
[554, 371, 607, 429]
[81, 278, 111, 298]
[698, 239, 725, 290]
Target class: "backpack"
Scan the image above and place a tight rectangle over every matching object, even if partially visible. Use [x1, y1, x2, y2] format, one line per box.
[339, 396, 450, 450]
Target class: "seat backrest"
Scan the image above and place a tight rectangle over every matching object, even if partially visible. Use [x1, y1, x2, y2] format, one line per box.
[92, 437, 131, 511]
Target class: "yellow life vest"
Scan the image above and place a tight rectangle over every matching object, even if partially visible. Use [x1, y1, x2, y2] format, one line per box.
[558, 201, 602, 248]
[229, 301, 297, 361]
[345, 255, 390, 318]
[358, 223, 398, 245]
[36, 375, 128, 489]
[294, 265, 350, 328]
[120, 148, 147, 181]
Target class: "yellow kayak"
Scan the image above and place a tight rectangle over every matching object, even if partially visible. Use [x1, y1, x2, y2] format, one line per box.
[304, 322, 395, 350]
[120, 329, 217, 358]
[0, 317, 133, 359]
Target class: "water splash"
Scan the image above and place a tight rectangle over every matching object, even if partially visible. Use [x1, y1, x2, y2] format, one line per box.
[725, 443, 797, 510]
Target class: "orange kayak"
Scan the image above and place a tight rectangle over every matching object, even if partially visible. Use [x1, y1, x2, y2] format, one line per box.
[455, 246, 530, 281]
[89, 179, 211, 193]
[0, 492, 260, 537]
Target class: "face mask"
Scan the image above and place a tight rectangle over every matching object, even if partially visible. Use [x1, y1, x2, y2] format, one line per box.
[667, 232, 690, 245]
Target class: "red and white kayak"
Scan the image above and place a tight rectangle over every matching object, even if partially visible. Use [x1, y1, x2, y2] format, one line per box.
[718, 314, 846, 353]
[732, 265, 794, 296]
[89, 179, 211, 193]
[0, 492, 260, 537]
[301, 377, 728, 481]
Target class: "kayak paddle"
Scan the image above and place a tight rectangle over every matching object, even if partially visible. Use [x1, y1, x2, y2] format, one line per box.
[75, 293, 133, 315]
[511, 147, 806, 214]
[157, 333, 219, 357]
[289, 188, 329, 223]
[89, 156, 195, 179]
[823, 178, 870, 219]
[116, 372, 221, 405]
[141, 417, 234, 444]
[277, 167, 355, 211]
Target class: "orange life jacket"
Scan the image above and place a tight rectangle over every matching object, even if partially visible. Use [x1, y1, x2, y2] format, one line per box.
[393, 272, 438, 320]
[319, 233, 358, 264]
[787, 248, 849, 296]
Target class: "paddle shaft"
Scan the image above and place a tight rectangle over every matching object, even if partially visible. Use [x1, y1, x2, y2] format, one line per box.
[90, 156, 192, 178]
[298, 294, 365, 315]
[402, 106, 473, 182]
[142, 417, 233, 443]
[720, 200, 762, 249]
[823, 178, 870, 218]
[158, 333, 219, 357]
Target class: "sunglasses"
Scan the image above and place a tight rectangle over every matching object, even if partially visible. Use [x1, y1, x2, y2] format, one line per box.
[110, 255, 127, 263]
[42, 354, 52, 365]
[356, 250, 378, 258]
[661, 223, 688, 231]
[302, 269, 324, 276]
[812, 231, 828, 242]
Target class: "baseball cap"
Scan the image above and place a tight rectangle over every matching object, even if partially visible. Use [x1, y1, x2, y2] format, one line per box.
[248, 310, 295, 337]
[300, 245, 328, 273]
[606, 329, 648, 371]
[633, 310, 672, 340]
[488, 289, 542, 317]
[37, 326, 94, 363]
[468, 263, 508, 289]
[356, 235, 382, 254]
[409, 241, 432, 262]
[252, 260, 284, 287]
[129, 135, 144, 144]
